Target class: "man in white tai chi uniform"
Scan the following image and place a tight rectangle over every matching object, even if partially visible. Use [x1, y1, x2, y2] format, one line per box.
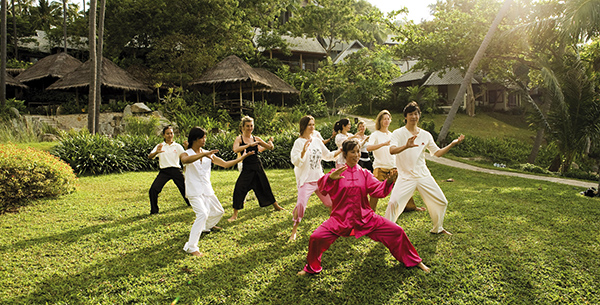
[385, 101, 464, 235]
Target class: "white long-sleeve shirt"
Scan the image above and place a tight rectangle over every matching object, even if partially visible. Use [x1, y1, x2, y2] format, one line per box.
[290, 136, 337, 188]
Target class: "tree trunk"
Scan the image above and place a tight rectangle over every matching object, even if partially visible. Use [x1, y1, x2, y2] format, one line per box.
[95, 0, 105, 133]
[437, 0, 513, 144]
[11, 0, 16, 58]
[1, 0, 6, 107]
[87, 0, 97, 133]
[548, 154, 561, 172]
[528, 97, 550, 164]
[63, 0, 67, 52]
[466, 83, 476, 117]
[560, 151, 575, 174]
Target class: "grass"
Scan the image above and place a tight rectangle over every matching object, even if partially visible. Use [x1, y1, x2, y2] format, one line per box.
[345, 112, 536, 144]
[1, 164, 599, 304]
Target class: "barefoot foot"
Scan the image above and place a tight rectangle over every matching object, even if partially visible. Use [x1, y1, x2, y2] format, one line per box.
[190, 251, 204, 257]
[416, 207, 427, 211]
[227, 216, 237, 222]
[211, 226, 223, 231]
[297, 270, 307, 276]
[273, 202, 284, 211]
[440, 229, 452, 235]
[417, 262, 430, 273]
[289, 232, 297, 241]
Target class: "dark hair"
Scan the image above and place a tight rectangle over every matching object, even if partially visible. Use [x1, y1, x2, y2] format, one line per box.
[403, 101, 421, 117]
[341, 138, 360, 157]
[162, 125, 173, 135]
[187, 127, 206, 147]
[299, 115, 315, 136]
[333, 118, 350, 133]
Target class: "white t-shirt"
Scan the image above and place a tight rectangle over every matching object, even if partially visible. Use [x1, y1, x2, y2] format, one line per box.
[290, 136, 336, 187]
[390, 126, 440, 179]
[334, 132, 353, 166]
[151, 142, 185, 169]
[183, 148, 214, 197]
[367, 130, 395, 169]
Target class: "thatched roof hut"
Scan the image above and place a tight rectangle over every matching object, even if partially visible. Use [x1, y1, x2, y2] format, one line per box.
[7, 73, 28, 89]
[253, 68, 300, 106]
[253, 68, 299, 94]
[46, 57, 151, 93]
[189, 55, 270, 92]
[189, 55, 300, 111]
[15, 52, 82, 84]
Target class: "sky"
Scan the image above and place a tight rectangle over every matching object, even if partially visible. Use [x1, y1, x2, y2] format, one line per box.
[366, 0, 437, 22]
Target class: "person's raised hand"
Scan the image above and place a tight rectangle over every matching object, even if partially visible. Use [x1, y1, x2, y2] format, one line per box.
[452, 134, 465, 145]
[386, 169, 398, 185]
[156, 143, 164, 154]
[205, 149, 219, 160]
[329, 165, 347, 180]
[406, 135, 418, 149]
[241, 150, 255, 159]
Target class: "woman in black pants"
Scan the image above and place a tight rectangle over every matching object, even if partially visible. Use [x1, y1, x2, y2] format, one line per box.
[228, 116, 284, 221]
[148, 126, 190, 214]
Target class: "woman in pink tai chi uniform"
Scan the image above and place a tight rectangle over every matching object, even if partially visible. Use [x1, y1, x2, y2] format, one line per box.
[298, 138, 430, 275]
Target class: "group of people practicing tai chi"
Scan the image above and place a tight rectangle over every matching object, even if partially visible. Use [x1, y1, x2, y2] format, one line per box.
[147, 101, 465, 273]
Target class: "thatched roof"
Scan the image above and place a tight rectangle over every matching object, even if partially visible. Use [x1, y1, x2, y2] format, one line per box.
[188, 55, 271, 89]
[6, 73, 28, 89]
[46, 57, 151, 92]
[15, 52, 82, 83]
[253, 68, 299, 94]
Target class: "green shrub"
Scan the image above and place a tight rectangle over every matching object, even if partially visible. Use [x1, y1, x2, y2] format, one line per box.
[0, 144, 77, 213]
[51, 131, 160, 175]
[124, 116, 160, 137]
[561, 169, 600, 182]
[518, 163, 555, 175]
[202, 129, 296, 170]
[0, 116, 56, 143]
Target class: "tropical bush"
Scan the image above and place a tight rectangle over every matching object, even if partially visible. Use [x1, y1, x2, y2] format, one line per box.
[124, 116, 160, 137]
[0, 144, 77, 213]
[51, 131, 159, 175]
[518, 163, 555, 175]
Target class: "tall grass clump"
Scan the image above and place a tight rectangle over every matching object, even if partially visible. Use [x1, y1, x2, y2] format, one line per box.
[51, 131, 159, 175]
[0, 143, 77, 213]
[124, 116, 160, 137]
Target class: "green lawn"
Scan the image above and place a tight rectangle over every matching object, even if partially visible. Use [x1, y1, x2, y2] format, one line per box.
[336, 112, 536, 144]
[1, 165, 598, 304]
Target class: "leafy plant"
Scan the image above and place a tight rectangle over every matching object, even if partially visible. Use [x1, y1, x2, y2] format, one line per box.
[51, 131, 160, 175]
[0, 144, 77, 213]
[124, 116, 160, 137]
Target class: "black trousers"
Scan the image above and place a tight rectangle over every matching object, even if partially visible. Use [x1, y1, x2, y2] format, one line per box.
[149, 167, 190, 214]
[232, 164, 276, 210]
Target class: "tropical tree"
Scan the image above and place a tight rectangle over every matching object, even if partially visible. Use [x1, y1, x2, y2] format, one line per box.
[284, 0, 377, 56]
[436, 0, 514, 143]
[1, 0, 7, 106]
[88, 0, 96, 133]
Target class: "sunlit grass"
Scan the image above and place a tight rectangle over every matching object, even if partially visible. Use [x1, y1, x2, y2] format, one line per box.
[1, 164, 598, 304]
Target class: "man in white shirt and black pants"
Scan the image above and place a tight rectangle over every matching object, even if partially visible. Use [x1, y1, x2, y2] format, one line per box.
[148, 126, 190, 215]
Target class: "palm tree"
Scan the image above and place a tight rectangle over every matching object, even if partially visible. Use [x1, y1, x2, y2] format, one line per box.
[87, 0, 96, 133]
[437, 0, 514, 144]
[94, 0, 105, 133]
[1, 0, 7, 106]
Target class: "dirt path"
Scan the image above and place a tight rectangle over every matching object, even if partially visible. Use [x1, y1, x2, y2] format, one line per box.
[348, 115, 597, 189]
